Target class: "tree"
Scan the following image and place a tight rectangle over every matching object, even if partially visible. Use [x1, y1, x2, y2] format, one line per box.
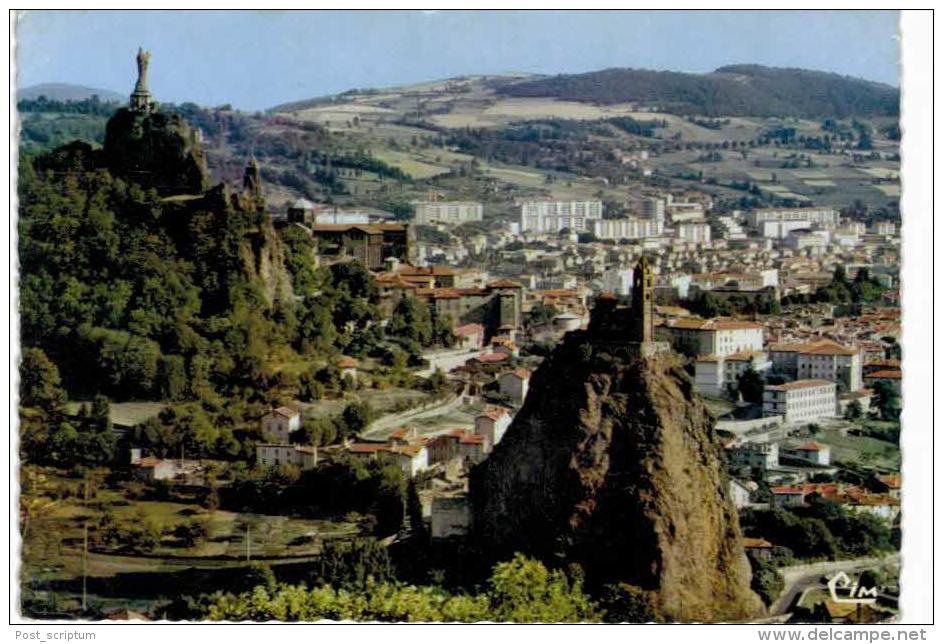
[194, 554, 600, 622]
[340, 401, 373, 437]
[388, 294, 432, 346]
[844, 399, 863, 420]
[599, 583, 659, 623]
[871, 380, 901, 421]
[737, 367, 765, 404]
[159, 354, 188, 401]
[487, 554, 600, 623]
[523, 303, 558, 329]
[430, 309, 455, 348]
[19, 347, 67, 410]
[749, 555, 785, 606]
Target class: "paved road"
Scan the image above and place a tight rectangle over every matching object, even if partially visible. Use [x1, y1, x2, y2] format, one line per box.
[771, 554, 900, 615]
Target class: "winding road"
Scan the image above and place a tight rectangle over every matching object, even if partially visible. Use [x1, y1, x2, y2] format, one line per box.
[770, 553, 900, 616]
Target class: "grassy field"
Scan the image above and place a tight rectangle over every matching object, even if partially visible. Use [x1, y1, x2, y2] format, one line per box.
[20, 466, 363, 617]
[66, 401, 165, 427]
[820, 425, 900, 470]
[371, 148, 451, 179]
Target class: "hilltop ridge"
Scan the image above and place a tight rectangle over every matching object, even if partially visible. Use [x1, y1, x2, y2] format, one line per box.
[495, 64, 899, 118]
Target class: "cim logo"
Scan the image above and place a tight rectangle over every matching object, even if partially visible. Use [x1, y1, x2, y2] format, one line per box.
[827, 571, 880, 605]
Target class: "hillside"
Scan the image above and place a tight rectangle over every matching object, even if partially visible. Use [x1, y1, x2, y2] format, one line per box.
[495, 65, 899, 118]
[18, 101, 297, 402]
[18, 82, 123, 103]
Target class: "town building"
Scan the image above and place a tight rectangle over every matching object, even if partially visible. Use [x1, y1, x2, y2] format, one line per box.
[659, 318, 764, 358]
[592, 218, 659, 240]
[338, 357, 359, 382]
[744, 207, 840, 229]
[729, 479, 754, 509]
[874, 221, 897, 236]
[742, 537, 774, 561]
[309, 223, 410, 270]
[675, 222, 712, 244]
[314, 212, 372, 225]
[519, 200, 603, 233]
[474, 407, 512, 452]
[727, 442, 780, 470]
[641, 197, 666, 229]
[345, 441, 430, 478]
[769, 339, 863, 392]
[694, 349, 772, 397]
[453, 323, 485, 350]
[261, 407, 302, 443]
[427, 429, 487, 466]
[130, 456, 178, 482]
[864, 369, 902, 395]
[413, 201, 483, 225]
[256, 444, 319, 471]
[763, 380, 837, 423]
[498, 368, 531, 406]
[782, 441, 831, 466]
[769, 482, 899, 521]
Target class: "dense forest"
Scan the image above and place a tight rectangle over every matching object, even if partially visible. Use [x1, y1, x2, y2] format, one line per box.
[497, 65, 900, 118]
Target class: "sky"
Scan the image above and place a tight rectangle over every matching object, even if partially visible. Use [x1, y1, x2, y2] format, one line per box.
[14, 10, 900, 111]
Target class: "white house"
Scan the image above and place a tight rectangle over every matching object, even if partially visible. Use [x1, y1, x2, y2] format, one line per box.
[729, 479, 753, 509]
[728, 442, 779, 470]
[475, 407, 512, 452]
[256, 444, 319, 471]
[695, 349, 771, 397]
[763, 380, 837, 423]
[784, 441, 831, 466]
[453, 323, 485, 350]
[338, 357, 359, 383]
[346, 442, 430, 478]
[261, 406, 302, 443]
[499, 368, 531, 406]
[659, 318, 764, 358]
[769, 339, 862, 392]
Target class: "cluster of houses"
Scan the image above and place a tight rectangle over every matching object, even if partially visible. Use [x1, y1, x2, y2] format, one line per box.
[251, 403, 514, 481]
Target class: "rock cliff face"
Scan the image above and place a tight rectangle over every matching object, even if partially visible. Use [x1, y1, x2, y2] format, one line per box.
[470, 331, 763, 621]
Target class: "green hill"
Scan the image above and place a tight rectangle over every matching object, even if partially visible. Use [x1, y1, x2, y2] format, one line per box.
[496, 65, 899, 118]
[18, 82, 123, 103]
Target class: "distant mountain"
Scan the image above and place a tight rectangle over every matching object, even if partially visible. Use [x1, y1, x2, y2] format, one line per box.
[496, 65, 899, 118]
[18, 83, 123, 103]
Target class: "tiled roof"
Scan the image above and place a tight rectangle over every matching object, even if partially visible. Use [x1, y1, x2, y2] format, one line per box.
[270, 406, 300, 419]
[664, 317, 763, 331]
[866, 369, 902, 380]
[877, 474, 901, 489]
[453, 323, 485, 336]
[765, 379, 835, 392]
[487, 279, 523, 289]
[473, 353, 509, 364]
[477, 407, 509, 421]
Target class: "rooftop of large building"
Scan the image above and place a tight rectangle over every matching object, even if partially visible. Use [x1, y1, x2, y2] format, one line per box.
[765, 379, 836, 392]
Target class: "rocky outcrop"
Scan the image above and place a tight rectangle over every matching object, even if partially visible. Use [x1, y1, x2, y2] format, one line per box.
[470, 331, 764, 622]
[244, 219, 295, 308]
[103, 107, 209, 195]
